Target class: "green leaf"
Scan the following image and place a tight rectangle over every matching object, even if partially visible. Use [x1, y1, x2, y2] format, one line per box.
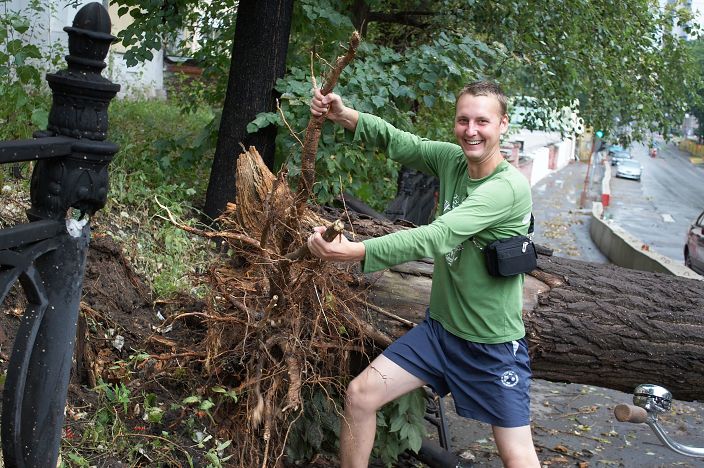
[146, 407, 164, 423]
[399, 422, 410, 440]
[6, 39, 22, 55]
[199, 399, 215, 411]
[246, 112, 279, 133]
[389, 416, 405, 433]
[10, 17, 30, 34]
[31, 108, 48, 129]
[17, 65, 39, 85]
[23, 45, 41, 59]
[396, 394, 410, 414]
[406, 426, 423, 453]
[371, 95, 386, 108]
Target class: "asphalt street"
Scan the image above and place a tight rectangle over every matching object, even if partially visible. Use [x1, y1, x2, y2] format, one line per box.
[429, 157, 704, 468]
[607, 141, 704, 264]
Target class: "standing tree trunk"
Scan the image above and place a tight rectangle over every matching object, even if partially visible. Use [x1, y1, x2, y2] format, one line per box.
[203, 0, 294, 221]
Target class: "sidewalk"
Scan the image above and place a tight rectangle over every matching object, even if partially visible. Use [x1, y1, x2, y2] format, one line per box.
[427, 160, 704, 467]
[530, 161, 607, 264]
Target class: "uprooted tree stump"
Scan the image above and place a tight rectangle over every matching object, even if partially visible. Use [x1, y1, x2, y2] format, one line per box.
[190, 149, 387, 465]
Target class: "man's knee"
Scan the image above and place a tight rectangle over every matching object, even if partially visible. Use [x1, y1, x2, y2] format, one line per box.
[493, 425, 540, 468]
[345, 377, 382, 415]
[500, 450, 539, 468]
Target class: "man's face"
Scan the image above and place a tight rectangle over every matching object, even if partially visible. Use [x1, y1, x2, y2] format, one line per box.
[453, 94, 508, 166]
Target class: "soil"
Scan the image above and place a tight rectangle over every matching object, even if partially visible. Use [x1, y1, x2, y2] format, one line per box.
[0, 234, 213, 466]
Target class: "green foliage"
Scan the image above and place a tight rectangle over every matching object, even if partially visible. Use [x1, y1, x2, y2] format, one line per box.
[111, 0, 703, 208]
[687, 38, 704, 142]
[182, 393, 216, 423]
[106, 99, 215, 298]
[286, 386, 342, 462]
[466, 0, 701, 141]
[115, 0, 237, 109]
[210, 385, 239, 403]
[143, 392, 165, 424]
[117, 0, 702, 205]
[286, 385, 426, 465]
[62, 375, 231, 466]
[373, 389, 427, 466]
[96, 380, 132, 414]
[253, 12, 499, 207]
[0, 0, 63, 139]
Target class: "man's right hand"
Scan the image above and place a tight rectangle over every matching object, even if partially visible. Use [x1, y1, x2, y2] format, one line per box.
[310, 87, 359, 131]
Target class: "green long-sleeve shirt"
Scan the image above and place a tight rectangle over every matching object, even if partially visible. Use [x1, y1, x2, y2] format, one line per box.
[355, 113, 532, 344]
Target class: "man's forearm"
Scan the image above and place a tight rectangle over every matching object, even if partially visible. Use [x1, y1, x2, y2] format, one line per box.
[329, 107, 359, 132]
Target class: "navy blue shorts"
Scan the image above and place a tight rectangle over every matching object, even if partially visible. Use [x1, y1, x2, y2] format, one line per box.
[382, 314, 532, 428]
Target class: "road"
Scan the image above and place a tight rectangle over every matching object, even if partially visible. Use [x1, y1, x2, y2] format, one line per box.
[607, 141, 704, 264]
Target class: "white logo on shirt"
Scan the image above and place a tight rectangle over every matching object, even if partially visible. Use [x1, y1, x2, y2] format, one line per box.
[443, 195, 463, 266]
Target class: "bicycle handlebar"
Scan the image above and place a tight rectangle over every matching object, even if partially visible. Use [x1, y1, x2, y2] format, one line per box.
[615, 387, 704, 458]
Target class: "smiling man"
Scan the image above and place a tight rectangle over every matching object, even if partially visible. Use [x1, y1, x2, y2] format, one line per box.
[308, 81, 539, 468]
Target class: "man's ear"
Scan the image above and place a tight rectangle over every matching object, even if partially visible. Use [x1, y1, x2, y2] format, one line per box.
[500, 114, 509, 133]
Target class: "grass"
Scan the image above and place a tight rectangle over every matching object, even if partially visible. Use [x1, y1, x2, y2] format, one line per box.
[100, 98, 217, 298]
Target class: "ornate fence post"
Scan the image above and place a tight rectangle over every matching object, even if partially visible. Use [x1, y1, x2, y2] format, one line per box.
[0, 3, 120, 466]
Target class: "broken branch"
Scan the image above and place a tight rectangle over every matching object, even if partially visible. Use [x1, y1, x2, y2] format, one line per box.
[285, 219, 345, 261]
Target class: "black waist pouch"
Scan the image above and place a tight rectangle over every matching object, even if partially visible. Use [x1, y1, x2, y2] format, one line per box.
[483, 235, 537, 277]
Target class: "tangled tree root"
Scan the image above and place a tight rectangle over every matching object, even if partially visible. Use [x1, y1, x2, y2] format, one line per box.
[173, 146, 389, 466]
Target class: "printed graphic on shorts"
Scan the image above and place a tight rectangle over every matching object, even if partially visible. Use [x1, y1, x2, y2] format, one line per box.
[443, 195, 464, 266]
[500, 370, 519, 388]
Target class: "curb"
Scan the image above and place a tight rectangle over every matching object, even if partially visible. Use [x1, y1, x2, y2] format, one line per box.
[589, 202, 703, 279]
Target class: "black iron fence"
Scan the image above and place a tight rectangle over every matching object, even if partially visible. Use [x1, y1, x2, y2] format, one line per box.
[0, 3, 120, 466]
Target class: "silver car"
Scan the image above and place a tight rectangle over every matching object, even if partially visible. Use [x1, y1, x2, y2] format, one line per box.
[685, 210, 704, 274]
[610, 150, 631, 166]
[615, 159, 642, 181]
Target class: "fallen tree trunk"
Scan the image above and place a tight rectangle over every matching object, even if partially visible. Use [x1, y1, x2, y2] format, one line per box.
[360, 244, 704, 401]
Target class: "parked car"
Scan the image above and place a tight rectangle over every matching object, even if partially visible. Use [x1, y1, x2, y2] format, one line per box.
[610, 150, 632, 166]
[614, 159, 643, 181]
[607, 144, 624, 155]
[685, 211, 704, 274]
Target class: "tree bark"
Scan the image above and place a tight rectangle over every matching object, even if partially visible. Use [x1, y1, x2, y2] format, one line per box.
[203, 0, 294, 221]
[362, 250, 704, 401]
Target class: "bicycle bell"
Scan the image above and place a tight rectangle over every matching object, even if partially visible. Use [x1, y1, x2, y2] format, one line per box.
[633, 384, 672, 414]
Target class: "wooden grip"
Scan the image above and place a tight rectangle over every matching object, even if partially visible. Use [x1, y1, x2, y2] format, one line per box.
[614, 404, 648, 423]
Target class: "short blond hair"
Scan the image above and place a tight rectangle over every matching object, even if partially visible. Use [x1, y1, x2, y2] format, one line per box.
[456, 81, 507, 116]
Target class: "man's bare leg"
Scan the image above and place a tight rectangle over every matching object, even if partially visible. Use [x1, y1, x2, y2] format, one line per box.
[492, 425, 540, 468]
[340, 354, 425, 468]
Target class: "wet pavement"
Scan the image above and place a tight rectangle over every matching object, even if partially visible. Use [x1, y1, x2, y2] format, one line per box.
[531, 161, 608, 264]
[606, 141, 704, 264]
[427, 159, 704, 467]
